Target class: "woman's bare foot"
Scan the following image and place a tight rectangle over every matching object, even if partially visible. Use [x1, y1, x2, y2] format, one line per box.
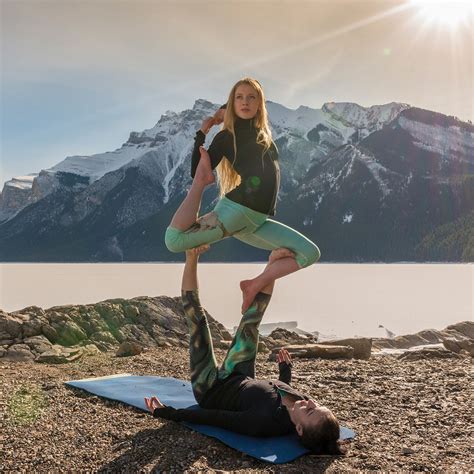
[269, 247, 296, 264]
[194, 146, 215, 187]
[240, 248, 296, 313]
[240, 279, 260, 314]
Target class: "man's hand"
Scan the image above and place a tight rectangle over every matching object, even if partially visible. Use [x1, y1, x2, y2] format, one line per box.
[144, 396, 165, 413]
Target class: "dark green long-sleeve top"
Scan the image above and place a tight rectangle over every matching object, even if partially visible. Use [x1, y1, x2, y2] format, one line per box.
[191, 114, 280, 216]
[153, 363, 308, 437]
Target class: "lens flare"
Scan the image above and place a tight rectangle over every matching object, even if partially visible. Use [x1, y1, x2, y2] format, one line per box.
[408, 0, 473, 28]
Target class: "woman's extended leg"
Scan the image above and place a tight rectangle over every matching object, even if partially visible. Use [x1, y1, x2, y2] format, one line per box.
[181, 245, 219, 404]
[234, 218, 321, 313]
[219, 248, 293, 379]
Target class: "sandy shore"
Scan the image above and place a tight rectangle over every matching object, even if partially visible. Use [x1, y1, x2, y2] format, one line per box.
[1, 348, 472, 472]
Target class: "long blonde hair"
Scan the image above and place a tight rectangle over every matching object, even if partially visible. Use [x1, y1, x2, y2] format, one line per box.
[216, 77, 274, 197]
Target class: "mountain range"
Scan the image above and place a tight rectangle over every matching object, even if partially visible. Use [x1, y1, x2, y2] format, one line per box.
[1, 99, 472, 262]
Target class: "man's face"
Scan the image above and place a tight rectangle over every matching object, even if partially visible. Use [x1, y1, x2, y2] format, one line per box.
[233, 84, 260, 120]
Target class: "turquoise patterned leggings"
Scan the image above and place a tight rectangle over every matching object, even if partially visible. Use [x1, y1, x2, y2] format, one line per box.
[182, 288, 272, 404]
[166, 196, 321, 268]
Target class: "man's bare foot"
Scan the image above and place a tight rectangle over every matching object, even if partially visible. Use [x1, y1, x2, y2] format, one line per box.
[269, 247, 296, 264]
[194, 146, 215, 187]
[240, 279, 261, 314]
[186, 244, 210, 259]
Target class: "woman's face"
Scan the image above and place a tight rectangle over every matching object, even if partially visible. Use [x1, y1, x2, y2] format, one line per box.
[233, 84, 260, 120]
[290, 399, 333, 433]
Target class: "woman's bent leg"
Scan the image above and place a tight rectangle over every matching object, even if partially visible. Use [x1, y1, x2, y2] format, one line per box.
[234, 219, 321, 312]
[182, 289, 218, 404]
[219, 291, 272, 380]
[165, 217, 226, 253]
[234, 218, 321, 268]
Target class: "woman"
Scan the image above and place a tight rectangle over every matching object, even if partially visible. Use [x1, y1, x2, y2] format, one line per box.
[164, 77, 321, 313]
[145, 245, 347, 456]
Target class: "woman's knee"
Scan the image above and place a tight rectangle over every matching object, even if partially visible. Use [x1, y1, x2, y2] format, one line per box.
[165, 226, 185, 253]
[296, 243, 321, 268]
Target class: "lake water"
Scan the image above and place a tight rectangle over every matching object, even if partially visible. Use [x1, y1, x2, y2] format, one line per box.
[1, 263, 472, 339]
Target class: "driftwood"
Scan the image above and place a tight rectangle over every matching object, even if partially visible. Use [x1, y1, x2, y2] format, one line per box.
[269, 343, 354, 360]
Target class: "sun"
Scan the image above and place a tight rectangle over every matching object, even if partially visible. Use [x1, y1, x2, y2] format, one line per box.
[408, 0, 473, 28]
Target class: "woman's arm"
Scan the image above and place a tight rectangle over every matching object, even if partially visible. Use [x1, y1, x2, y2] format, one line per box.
[190, 105, 230, 179]
[277, 348, 293, 385]
[153, 405, 282, 437]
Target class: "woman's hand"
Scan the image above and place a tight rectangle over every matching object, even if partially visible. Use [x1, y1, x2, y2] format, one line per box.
[200, 116, 216, 135]
[213, 108, 225, 125]
[144, 396, 165, 413]
[276, 348, 292, 365]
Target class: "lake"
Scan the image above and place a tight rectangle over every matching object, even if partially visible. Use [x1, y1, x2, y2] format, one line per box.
[1, 263, 472, 339]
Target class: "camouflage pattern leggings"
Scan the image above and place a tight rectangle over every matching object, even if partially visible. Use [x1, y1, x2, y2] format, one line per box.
[181, 288, 272, 404]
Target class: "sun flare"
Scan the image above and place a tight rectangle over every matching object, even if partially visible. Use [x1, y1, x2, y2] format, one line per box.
[408, 0, 473, 28]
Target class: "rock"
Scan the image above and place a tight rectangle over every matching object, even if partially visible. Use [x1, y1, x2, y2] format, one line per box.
[0, 313, 24, 339]
[90, 331, 117, 345]
[36, 345, 83, 364]
[442, 337, 474, 356]
[269, 344, 354, 360]
[41, 324, 58, 342]
[23, 335, 53, 354]
[402, 446, 415, 455]
[116, 341, 144, 357]
[264, 327, 318, 350]
[124, 305, 139, 319]
[398, 348, 462, 361]
[416, 329, 444, 344]
[258, 341, 268, 353]
[81, 344, 101, 356]
[318, 337, 372, 359]
[56, 321, 88, 346]
[446, 321, 474, 339]
[3, 344, 35, 362]
[155, 337, 172, 348]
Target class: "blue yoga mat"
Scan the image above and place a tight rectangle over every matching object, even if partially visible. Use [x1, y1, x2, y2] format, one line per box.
[66, 374, 356, 464]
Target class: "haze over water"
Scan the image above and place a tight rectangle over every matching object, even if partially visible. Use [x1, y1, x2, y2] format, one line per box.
[2, 263, 472, 339]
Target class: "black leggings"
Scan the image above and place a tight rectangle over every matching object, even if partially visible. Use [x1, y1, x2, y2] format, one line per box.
[181, 289, 272, 404]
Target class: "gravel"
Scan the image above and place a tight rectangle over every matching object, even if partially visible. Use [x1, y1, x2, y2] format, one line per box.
[1, 348, 472, 472]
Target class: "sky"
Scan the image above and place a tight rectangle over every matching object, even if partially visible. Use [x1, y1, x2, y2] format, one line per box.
[1, 0, 473, 185]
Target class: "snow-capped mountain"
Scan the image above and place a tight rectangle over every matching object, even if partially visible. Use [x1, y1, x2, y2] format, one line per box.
[0, 99, 472, 262]
[0, 99, 409, 223]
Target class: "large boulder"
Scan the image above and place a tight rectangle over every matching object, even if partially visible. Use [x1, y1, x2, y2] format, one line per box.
[443, 337, 474, 356]
[3, 344, 35, 362]
[445, 321, 474, 339]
